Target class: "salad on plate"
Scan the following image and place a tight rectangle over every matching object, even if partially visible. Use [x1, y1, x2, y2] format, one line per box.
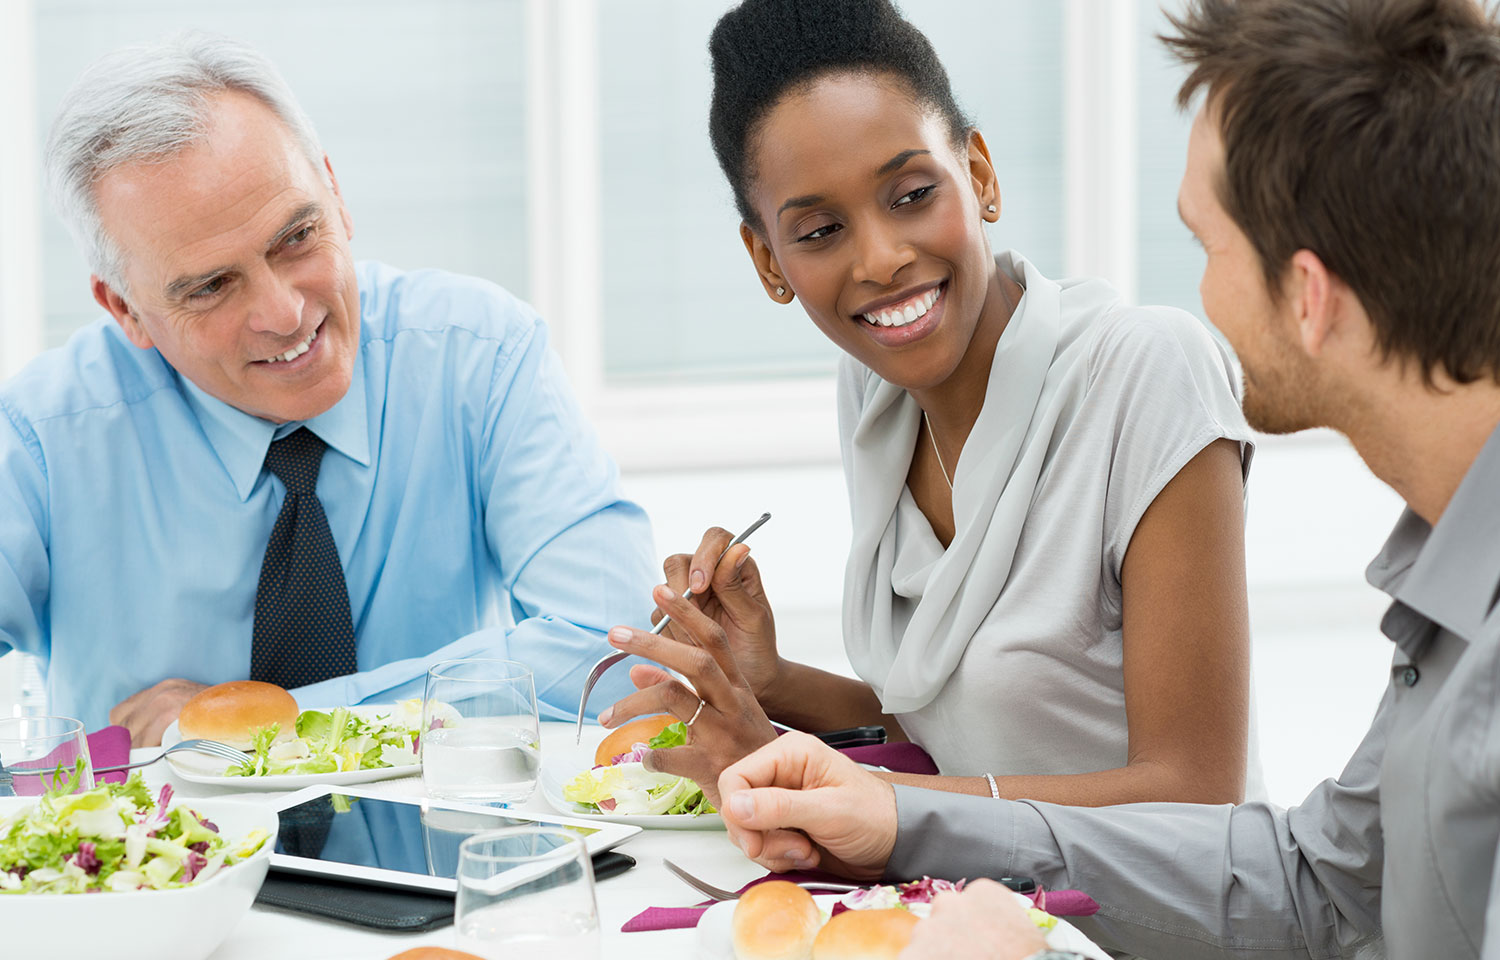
[0, 764, 269, 894]
[562, 720, 715, 817]
[227, 702, 437, 778]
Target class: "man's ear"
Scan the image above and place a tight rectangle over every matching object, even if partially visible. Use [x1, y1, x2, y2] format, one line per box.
[740, 222, 794, 303]
[967, 129, 1001, 223]
[324, 154, 355, 241]
[1288, 249, 1337, 358]
[92, 276, 153, 350]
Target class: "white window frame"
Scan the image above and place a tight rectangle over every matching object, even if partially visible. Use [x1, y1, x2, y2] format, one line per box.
[0, 0, 42, 380]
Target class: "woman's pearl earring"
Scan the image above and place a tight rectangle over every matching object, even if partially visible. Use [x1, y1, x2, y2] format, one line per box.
[986, 204, 997, 215]
[776, 286, 786, 297]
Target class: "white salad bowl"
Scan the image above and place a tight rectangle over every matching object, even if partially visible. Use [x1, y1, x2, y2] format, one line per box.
[0, 794, 279, 960]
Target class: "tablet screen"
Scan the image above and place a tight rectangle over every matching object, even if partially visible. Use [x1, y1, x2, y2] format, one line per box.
[274, 794, 600, 880]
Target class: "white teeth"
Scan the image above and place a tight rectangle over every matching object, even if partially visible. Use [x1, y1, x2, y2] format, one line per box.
[862, 286, 941, 328]
[262, 326, 319, 363]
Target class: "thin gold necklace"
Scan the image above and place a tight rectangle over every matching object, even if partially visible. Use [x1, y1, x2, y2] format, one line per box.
[923, 410, 953, 491]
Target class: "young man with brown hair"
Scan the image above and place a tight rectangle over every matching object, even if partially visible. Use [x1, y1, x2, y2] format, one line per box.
[713, 1, 1500, 958]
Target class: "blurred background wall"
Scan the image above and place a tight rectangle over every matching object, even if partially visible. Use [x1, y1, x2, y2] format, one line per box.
[0, 0, 1400, 805]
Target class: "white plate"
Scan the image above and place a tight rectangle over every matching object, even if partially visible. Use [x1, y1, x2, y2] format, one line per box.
[160, 704, 421, 791]
[538, 739, 724, 831]
[694, 891, 1113, 960]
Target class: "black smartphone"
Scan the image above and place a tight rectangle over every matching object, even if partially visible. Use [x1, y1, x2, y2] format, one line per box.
[590, 850, 637, 882]
[810, 725, 888, 749]
[996, 875, 1037, 894]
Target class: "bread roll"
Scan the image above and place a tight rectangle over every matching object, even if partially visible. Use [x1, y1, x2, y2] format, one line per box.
[811, 908, 919, 959]
[732, 880, 823, 960]
[177, 680, 299, 750]
[594, 713, 676, 766]
[384, 950, 486, 960]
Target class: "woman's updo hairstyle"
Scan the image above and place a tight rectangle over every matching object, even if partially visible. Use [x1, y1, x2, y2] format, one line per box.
[708, 0, 973, 233]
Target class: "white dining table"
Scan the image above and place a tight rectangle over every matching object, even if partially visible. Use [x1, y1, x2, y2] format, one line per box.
[141, 720, 763, 960]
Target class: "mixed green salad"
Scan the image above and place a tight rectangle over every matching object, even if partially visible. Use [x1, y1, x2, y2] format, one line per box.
[839, 877, 1058, 929]
[0, 764, 268, 894]
[562, 721, 716, 816]
[226, 702, 434, 778]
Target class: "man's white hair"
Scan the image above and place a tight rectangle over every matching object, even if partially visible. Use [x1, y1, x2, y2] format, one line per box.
[44, 31, 327, 297]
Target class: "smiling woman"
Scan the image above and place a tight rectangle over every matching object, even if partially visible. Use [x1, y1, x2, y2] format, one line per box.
[599, 0, 1262, 811]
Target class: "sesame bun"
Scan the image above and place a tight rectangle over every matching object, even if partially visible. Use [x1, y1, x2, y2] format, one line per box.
[732, 880, 822, 960]
[177, 681, 299, 751]
[384, 950, 486, 960]
[595, 713, 676, 766]
[811, 908, 919, 960]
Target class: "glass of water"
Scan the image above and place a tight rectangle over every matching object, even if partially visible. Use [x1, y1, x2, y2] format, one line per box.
[0, 716, 94, 796]
[454, 827, 600, 960]
[422, 658, 540, 804]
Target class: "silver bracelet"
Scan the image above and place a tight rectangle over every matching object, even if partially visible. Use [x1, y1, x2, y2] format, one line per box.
[984, 773, 999, 799]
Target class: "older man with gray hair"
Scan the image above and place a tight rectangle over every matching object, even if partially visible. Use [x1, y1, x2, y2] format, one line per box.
[0, 32, 656, 744]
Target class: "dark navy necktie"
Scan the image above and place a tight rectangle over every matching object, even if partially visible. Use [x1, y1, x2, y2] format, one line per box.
[250, 428, 358, 689]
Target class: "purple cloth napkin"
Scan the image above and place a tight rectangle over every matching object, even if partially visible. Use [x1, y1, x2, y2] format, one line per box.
[840, 741, 940, 776]
[622, 869, 1098, 932]
[1035, 888, 1099, 917]
[7, 724, 131, 794]
[88, 726, 132, 785]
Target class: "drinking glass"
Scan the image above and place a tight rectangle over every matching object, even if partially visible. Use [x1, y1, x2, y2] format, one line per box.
[454, 827, 600, 960]
[0, 716, 94, 796]
[422, 658, 540, 803]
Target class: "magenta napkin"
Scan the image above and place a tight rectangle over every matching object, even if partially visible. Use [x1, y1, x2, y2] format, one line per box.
[1034, 888, 1099, 916]
[6, 724, 130, 794]
[621, 870, 1099, 932]
[87, 726, 132, 785]
[839, 741, 939, 776]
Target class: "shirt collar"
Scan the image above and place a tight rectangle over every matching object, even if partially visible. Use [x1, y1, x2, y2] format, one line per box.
[1367, 420, 1500, 642]
[179, 355, 371, 502]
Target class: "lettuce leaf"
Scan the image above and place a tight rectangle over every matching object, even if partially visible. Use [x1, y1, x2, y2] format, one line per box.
[647, 721, 688, 750]
[230, 707, 424, 777]
[563, 762, 715, 816]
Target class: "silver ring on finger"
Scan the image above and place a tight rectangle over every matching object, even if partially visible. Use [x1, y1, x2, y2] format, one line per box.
[685, 698, 706, 727]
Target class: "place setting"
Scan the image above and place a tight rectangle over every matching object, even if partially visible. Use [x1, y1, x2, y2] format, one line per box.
[1, 645, 1120, 960]
[0, 657, 644, 959]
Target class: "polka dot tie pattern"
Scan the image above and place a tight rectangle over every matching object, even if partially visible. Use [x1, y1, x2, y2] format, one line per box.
[250, 428, 358, 690]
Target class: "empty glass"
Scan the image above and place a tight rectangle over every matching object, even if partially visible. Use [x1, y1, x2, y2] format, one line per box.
[0, 716, 94, 796]
[422, 658, 540, 804]
[454, 826, 600, 960]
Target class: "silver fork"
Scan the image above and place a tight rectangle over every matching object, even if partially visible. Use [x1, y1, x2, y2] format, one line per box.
[663, 858, 861, 902]
[575, 512, 771, 744]
[91, 738, 249, 774]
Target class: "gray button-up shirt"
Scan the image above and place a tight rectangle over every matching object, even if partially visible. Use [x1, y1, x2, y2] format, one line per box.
[886, 423, 1500, 959]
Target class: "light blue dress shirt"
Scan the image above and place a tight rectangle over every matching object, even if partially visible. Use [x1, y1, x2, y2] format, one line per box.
[0, 262, 656, 730]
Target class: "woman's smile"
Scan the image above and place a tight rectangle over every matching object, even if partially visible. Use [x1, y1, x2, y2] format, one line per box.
[851, 280, 947, 347]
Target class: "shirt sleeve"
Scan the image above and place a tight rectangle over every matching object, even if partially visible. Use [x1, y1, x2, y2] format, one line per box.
[886, 687, 1392, 959]
[1087, 307, 1255, 595]
[295, 313, 658, 719]
[0, 398, 50, 662]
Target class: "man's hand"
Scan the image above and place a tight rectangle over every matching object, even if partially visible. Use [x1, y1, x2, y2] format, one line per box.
[717, 732, 897, 881]
[897, 880, 1050, 960]
[109, 678, 207, 747]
